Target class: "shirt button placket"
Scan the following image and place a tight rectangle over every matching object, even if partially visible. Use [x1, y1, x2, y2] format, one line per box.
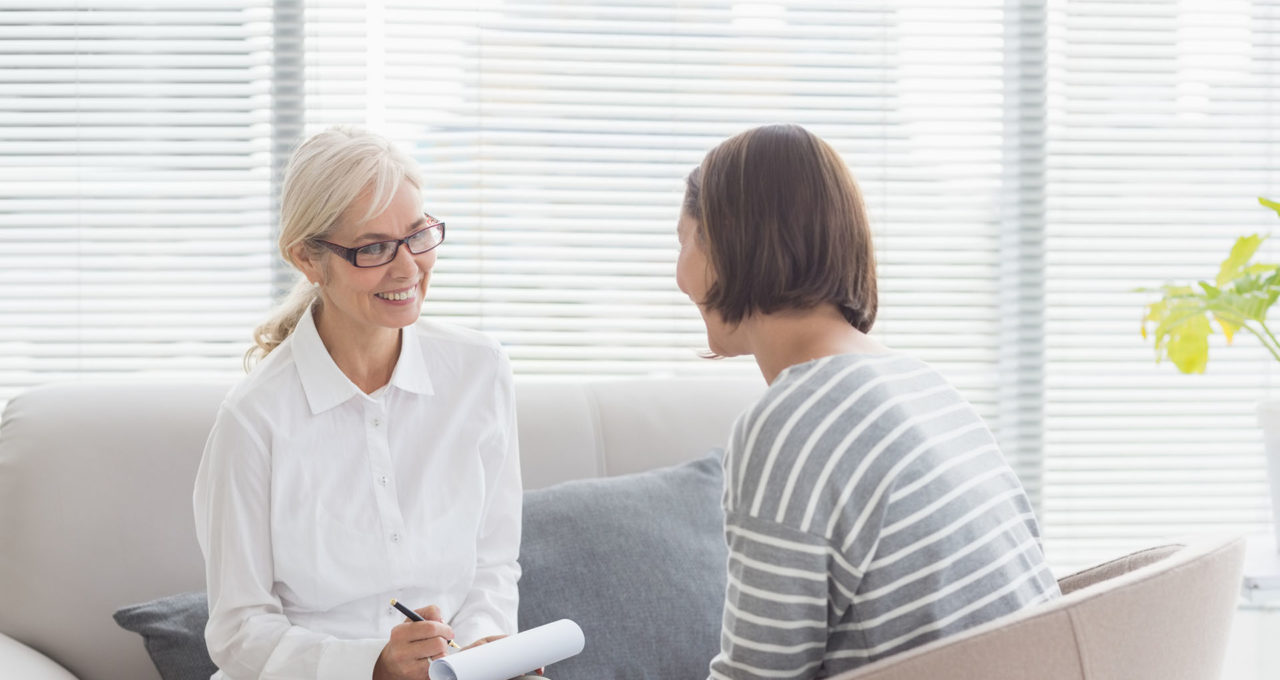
[366, 400, 405, 559]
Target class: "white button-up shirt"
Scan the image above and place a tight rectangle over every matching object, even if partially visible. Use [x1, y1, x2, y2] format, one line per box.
[193, 307, 521, 680]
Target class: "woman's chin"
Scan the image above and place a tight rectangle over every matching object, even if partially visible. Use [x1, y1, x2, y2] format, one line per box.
[398, 305, 425, 327]
[706, 336, 738, 358]
[372, 302, 425, 329]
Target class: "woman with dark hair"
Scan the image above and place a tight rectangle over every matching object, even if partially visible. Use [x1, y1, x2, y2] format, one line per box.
[676, 124, 1058, 679]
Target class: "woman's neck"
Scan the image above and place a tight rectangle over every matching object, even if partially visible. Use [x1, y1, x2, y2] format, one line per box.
[312, 307, 402, 394]
[741, 305, 889, 385]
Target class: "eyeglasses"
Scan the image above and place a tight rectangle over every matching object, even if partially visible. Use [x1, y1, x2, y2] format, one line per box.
[313, 216, 446, 268]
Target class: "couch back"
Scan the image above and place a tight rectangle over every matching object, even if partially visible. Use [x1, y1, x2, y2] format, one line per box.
[0, 377, 763, 680]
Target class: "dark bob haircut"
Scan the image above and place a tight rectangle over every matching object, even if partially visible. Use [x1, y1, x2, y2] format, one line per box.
[683, 123, 877, 333]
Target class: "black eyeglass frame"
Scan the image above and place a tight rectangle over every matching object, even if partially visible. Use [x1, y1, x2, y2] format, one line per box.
[313, 217, 446, 268]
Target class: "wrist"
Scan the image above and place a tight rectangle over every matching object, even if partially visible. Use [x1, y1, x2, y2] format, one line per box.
[371, 646, 390, 680]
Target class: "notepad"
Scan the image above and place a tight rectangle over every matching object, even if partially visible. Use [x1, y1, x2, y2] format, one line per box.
[428, 619, 585, 680]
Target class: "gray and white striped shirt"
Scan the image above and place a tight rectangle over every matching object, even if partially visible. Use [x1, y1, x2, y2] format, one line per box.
[709, 353, 1058, 680]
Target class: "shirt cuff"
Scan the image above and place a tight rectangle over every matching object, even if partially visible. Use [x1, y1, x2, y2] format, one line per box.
[317, 637, 386, 680]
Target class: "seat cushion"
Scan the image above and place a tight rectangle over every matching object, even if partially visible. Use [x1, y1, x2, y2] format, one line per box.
[517, 451, 727, 680]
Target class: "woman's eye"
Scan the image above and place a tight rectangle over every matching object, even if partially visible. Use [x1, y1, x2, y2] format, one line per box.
[361, 242, 391, 257]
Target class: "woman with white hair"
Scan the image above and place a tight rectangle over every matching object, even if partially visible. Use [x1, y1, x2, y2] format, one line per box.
[193, 126, 522, 680]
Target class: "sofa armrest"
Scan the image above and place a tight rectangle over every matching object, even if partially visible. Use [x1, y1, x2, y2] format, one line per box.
[0, 632, 79, 680]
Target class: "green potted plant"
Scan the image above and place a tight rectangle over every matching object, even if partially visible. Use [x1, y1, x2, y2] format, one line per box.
[1141, 197, 1280, 550]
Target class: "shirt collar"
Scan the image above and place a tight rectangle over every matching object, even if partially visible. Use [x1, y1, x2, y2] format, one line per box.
[387, 319, 434, 397]
[293, 305, 434, 415]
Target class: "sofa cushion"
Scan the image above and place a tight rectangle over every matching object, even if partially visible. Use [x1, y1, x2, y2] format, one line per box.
[112, 591, 217, 680]
[112, 452, 729, 680]
[517, 451, 727, 680]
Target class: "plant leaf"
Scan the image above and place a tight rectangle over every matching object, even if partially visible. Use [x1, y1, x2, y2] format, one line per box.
[1159, 284, 1198, 298]
[1138, 205, 1280, 371]
[1164, 313, 1212, 374]
[1211, 311, 1240, 343]
[1140, 299, 1168, 339]
[1142, 291, 1214, 373]
[1216, 234, 1266, 288]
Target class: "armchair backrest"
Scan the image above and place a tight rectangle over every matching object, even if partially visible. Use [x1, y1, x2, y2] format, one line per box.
[837, 536, 1247, 680]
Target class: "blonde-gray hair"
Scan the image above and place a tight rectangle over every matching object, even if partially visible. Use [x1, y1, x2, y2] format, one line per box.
[246, 126, 424, 368]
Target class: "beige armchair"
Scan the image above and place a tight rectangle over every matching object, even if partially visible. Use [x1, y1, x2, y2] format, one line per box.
[835, 536, 1247, 680]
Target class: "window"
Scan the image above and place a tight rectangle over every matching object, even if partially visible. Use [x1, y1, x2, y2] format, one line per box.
[1041, 0, 1278, 569]
[300, 0, 1025, 466]
[0, 1, 277, 395]
[3, 0, 1276, 570]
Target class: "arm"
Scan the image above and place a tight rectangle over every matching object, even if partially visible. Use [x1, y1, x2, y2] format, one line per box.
[709, 513, 855, 680]
[448, 352, 523, 646]
[193, 405, 386, 680]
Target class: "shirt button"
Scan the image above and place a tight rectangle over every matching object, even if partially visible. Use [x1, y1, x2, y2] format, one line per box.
[391, 532, 401, 543]
[372, 417, 382, 428]
[378, 474, 389, 487]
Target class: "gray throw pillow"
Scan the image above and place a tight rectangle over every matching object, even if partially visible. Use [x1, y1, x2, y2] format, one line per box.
[112, 591, 217, 680]
[518, 451, 727, 680]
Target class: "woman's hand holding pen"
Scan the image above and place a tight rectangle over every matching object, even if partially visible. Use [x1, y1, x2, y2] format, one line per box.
[373, 604, 454, 680]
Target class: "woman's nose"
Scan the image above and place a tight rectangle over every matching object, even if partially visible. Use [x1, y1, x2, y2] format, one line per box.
[387, 241, 419, 276]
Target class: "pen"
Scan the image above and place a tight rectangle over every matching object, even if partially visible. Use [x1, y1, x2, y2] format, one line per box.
[390, 599, 461, 650]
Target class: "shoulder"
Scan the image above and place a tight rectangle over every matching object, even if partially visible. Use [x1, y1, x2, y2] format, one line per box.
[409, 319, 514, 397]
[229, 332, 302, 395]
[219, 336, 306, 433]
[739, 353, 943, 436]
[725, 353, 967, 516]
[411, 318, 506, 363]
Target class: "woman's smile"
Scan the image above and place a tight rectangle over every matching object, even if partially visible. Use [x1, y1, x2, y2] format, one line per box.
[375, 283, 419, 304]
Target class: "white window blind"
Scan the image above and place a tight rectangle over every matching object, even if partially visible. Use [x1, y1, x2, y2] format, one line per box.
[5, 1, 1279, 571]
[0, 1, 277, 404]
[1041, 0, 1279, 571]
[301, 0, 1034, 478]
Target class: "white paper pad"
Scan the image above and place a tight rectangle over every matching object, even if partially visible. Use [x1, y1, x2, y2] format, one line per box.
[428, 619, 585, 680]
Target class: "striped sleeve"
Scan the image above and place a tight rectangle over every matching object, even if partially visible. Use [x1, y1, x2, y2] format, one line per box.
[708, 513, 860, 680]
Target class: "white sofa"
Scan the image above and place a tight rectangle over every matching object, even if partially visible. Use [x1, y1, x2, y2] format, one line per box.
[0, 378, 1248, 680]
[0, 377, 764, 680]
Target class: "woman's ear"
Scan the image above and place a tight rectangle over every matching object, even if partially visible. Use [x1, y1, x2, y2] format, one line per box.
[700, 241, 717, 292]
[290, 242, 324, 286]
